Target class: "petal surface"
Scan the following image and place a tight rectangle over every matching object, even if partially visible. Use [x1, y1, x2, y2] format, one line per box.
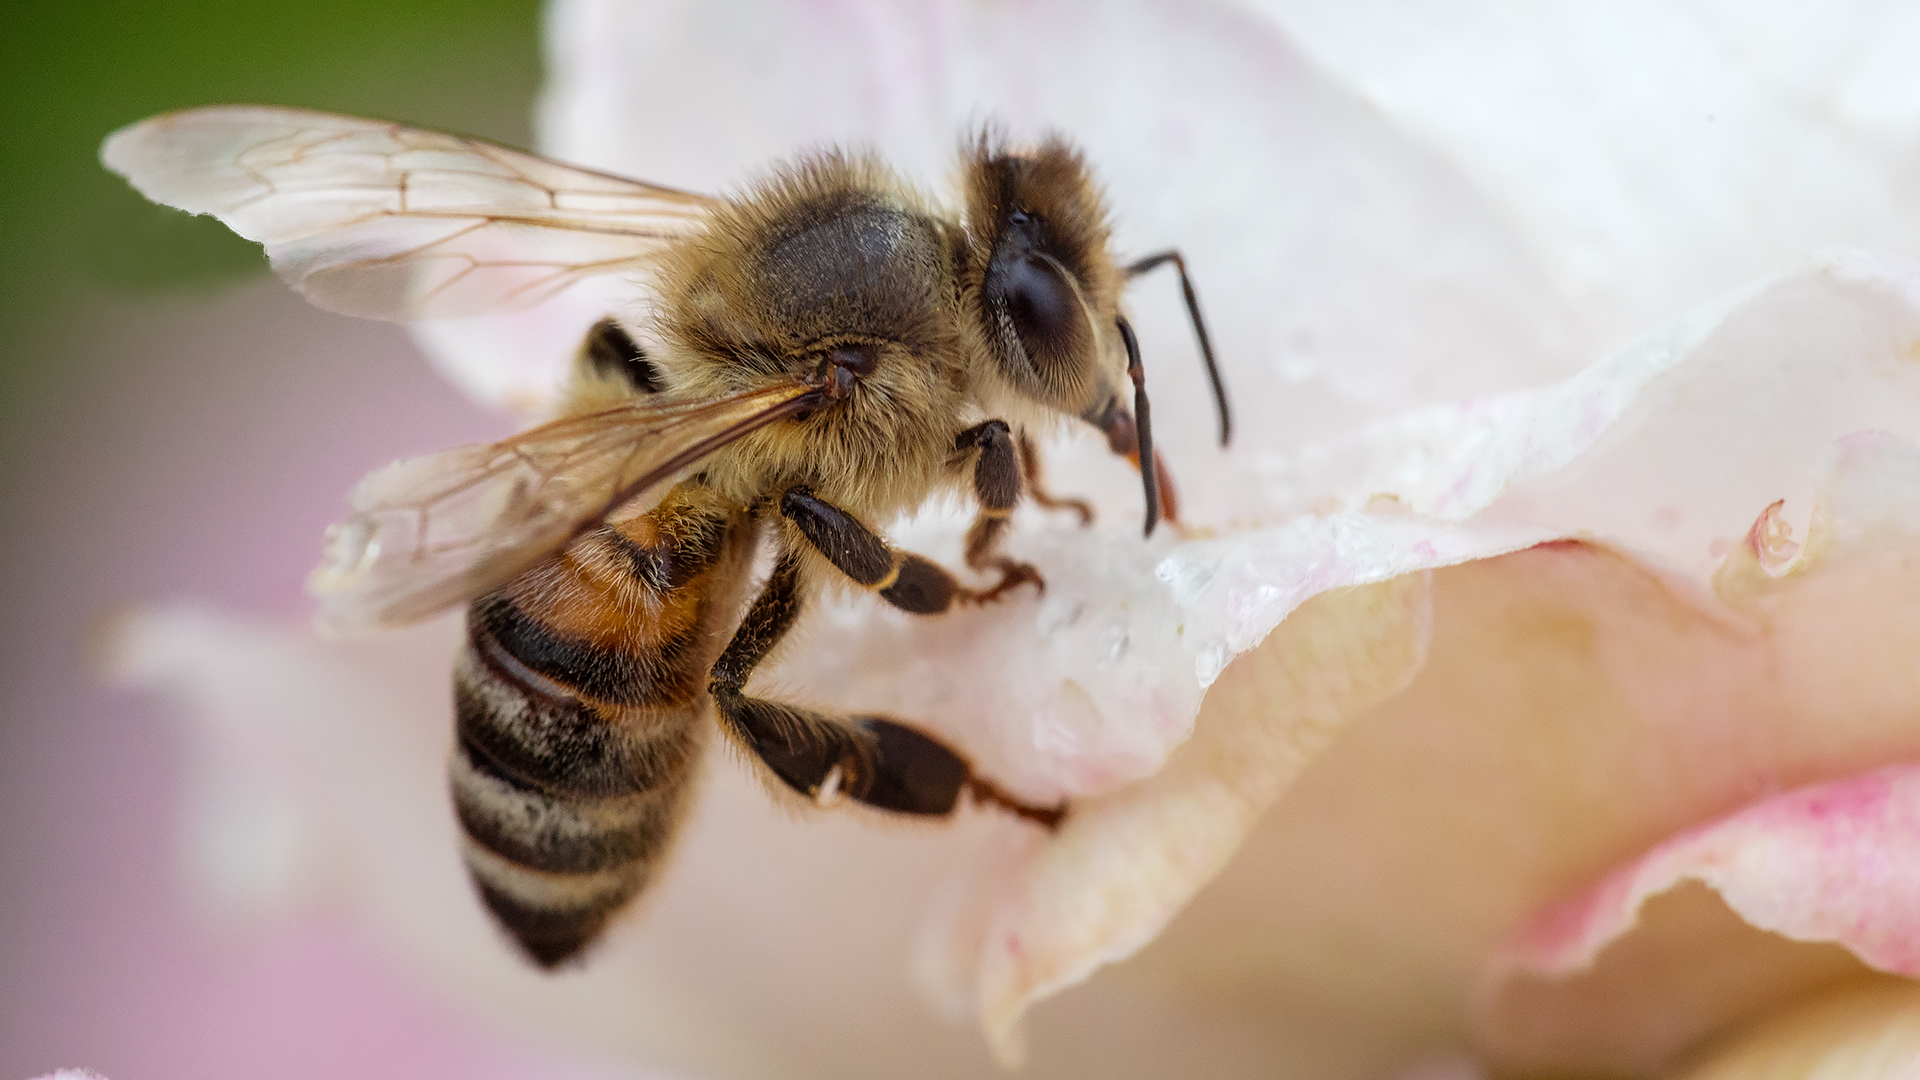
[426, 0, 1590, 437]
[968, 574, 1436, 1062]
[913, 255, 1920, 1062]
[1242, 0, 1920, 346]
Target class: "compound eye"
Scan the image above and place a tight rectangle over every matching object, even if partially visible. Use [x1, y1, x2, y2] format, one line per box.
[1001, 253, 1093, 379]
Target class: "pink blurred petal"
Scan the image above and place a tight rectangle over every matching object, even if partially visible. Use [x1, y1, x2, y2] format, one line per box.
[100, 606, 463, 915]
[1115, 534, 1920, 1076]
[1478, 766, 1920, 1073]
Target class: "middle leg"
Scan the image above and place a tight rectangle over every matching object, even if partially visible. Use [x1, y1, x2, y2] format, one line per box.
[779, 420, 1045, 611]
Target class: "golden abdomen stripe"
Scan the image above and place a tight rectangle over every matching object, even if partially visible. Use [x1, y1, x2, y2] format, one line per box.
[448, 485, 755, 967]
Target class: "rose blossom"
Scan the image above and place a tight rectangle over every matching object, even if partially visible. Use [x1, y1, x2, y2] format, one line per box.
[108, 1, 1920, 1077]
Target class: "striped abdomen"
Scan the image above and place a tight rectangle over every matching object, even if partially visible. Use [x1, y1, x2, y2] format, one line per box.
[451, 484, 752, 966]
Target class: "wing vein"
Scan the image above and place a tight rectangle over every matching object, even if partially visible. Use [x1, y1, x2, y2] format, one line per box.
[102, 104, 723, 319]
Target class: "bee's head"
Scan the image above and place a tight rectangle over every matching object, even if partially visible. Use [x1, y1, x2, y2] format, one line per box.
[959, 132, 1129, 422]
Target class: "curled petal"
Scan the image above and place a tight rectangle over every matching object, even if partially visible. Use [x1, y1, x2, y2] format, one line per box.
[1745, 499, 1801, 576]
[1478, 766, 1920, 1073]
[963, 575, 1434, 1065]
[1109, 528, 1920, 1075]
[1255, 250, 1920, 585]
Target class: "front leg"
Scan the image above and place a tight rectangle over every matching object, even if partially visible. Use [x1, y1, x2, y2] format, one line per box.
[708, 551, 1063, 827]
[780, 482, 1038, 614]
[953, 420, 1044, 599]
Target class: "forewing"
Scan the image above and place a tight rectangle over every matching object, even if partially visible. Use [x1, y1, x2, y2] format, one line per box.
[310, 383, 820, 636]
[101, 105, 718, 319]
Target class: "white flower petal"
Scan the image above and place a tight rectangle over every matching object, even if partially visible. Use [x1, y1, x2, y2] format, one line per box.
[102, 606, 462, 915]
[113, 602, 1307, 1078]
[909, 253, 1920, 1052]
[1243, 1, 1920, 343]
[424, 0, 1592, 439]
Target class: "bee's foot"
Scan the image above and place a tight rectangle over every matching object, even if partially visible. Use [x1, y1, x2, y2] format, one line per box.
[964, 561, 1044, 604]
[1037, 494, 1095, 528]
[967, 777, 1067, 829]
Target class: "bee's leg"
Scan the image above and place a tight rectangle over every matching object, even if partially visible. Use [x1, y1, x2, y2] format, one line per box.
[779, 484, 1039, 612]
[1015, 429, 1095, 527]
[953, 420, 1045, 598]
[708, 553, 1064, 828]
[581, 317, 666, 394]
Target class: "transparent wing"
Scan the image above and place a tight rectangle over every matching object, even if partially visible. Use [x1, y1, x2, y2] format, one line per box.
[311, 383, 821, 636]
[101, 105, 719, 319]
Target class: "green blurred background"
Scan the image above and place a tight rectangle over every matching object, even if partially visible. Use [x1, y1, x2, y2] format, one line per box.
[0, 0, 541, 463]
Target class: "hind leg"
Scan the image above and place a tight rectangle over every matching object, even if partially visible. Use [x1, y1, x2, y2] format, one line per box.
[707, 551, 1063, 828]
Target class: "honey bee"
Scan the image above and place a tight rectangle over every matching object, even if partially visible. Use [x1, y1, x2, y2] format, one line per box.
[103, 106, 1229, 966]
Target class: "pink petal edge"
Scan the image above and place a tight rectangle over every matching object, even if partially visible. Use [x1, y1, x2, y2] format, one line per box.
[1489, 763, 1920, 985]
